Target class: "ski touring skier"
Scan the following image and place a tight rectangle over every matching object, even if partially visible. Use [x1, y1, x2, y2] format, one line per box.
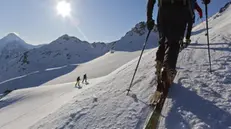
[182, 1, 203, 50]
[82, 74, 88, 84]
[143, 0, 211, 128]
[147, 0, 210, 99]
[75, 76, 81, 87]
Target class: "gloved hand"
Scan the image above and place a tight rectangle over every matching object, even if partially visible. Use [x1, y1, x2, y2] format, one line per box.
[147, 19, 155, 31]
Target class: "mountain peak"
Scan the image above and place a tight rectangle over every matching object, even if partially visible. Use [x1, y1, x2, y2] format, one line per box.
[1, 32, 24, 43]
[6, 32, 19, 37]
[0, 33, 34, 50]
[55, 34, 82, 43]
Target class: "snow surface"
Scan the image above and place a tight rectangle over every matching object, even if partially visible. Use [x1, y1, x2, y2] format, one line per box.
[0, 49, 156, 129]
[0, 78, 104, 129]
[1, 3, 231, 129]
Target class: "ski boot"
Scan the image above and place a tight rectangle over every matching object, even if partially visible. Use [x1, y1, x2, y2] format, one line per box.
[161, 66, 177, 94]
[149, 61, 163, 105]
[150, 88, 163, 105]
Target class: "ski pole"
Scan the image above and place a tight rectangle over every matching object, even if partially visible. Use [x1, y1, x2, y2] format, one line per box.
[205, 3, 212, 72]
[126, 30, 151, 95]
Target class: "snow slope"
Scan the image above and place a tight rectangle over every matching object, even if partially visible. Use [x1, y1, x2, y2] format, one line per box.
[0, 51, 148, 93]
[0, 24, 158, 128]
[0, 78, 104, 129]
[0, 49, 156, 129]
[43, 50, 149, 86]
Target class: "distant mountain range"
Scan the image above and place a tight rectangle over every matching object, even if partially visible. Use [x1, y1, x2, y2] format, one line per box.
[0, 22, 158, 82]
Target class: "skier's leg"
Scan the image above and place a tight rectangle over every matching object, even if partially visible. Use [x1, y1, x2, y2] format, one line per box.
[155, 37, 166, 78]
[164, 40, 181, 71]
[155, 7, 167, 93]
[77, 81, 80, 87]
[155, 41, 166, 92]
[160, 6, 188, 86]
[156, 10, 166, 66]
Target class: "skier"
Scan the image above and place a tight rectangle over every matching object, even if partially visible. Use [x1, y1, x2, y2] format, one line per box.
[82, 74, 88, 84]
[147, 0, 210, 93]
[75, 76, 81, 87]
[182, 1, 203, 49]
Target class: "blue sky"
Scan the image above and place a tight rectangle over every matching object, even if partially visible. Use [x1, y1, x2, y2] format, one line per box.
[0, 0, 229, 45]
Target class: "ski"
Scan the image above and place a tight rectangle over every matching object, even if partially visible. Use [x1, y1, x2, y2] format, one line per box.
[143, 81, 171, 129]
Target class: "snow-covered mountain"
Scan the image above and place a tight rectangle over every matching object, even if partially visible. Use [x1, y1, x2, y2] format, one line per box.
[0, 22, 158, 83]
[0, 34, 108, 82]
[0, 33, 33, 53]
[109, 21, 158, 52]
[0, 33, 35, 71]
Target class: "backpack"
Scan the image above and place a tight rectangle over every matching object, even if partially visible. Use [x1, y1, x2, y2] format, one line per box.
[158, 0, 196, 18]
[158, 0, 187, 6]
[158, 0, 196, 8]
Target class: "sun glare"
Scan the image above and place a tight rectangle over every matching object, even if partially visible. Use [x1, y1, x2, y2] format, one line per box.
[56, 1, 71, 18]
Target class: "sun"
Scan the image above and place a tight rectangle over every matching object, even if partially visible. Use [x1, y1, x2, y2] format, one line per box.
[56, 1, 71, 18]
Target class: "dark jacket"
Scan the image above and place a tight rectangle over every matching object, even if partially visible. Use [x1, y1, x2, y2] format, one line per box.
[77, 77, 80, 81]
[147, 0, 210, 21]
[83, 74, 87, 79]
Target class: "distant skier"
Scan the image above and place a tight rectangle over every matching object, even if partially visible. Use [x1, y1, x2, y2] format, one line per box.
[147, 0, 210, 93]
[82, 74, 88, 84]
[75, 76, 81, 87]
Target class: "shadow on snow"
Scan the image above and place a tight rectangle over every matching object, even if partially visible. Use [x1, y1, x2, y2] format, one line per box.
[165, 79, 231, 129]
[0, 65, 77, 94]
[191, 28, 210, 36]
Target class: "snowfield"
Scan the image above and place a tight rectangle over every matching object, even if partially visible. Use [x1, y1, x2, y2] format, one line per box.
[0, 50, 157, 129]
[43, 50, 150, 86]
[0, 78, 104, 129]
[1, 3, 231, 129]
[0, 50, 149, 93]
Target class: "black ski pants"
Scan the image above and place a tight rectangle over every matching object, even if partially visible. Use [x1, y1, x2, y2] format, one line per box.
[156, 5, 191, 70]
